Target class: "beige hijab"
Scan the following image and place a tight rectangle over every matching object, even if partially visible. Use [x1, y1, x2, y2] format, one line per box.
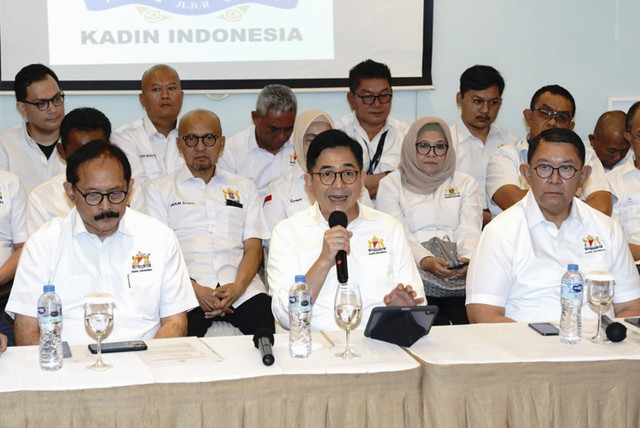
[292, 110, 334, 173]
[398, 116, 456, 195]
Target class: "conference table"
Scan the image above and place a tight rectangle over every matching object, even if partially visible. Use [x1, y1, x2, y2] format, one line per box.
[2, 321, 640, 428]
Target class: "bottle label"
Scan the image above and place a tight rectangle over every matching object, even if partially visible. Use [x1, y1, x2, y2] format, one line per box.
[562, 282, 583, 299]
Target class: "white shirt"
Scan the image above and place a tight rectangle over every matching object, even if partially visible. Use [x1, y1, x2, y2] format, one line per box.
[268, 203, 424, 331]
[449, 119, 517, 209]
[608, 155, 640, 246]
[262, 163, 374, 232]
[466, 191, 640, 322]
[485, 136, 611, 217]
[336, 112, 408, 174]
[6, 208, 197, 345]
[26, 174, 148, 235]
[0, 171, 28, 265]
[112, 115, 184, 186]
[376, 170, 482, 264]
[604, 149, 633, 173]
[0, 122, 65, 192]
[217, 125, 296, 200]
[145, 166, 270, 307]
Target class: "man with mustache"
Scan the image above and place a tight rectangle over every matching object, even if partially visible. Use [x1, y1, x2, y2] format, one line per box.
[448, 65, 517, 226]
[7, 140, 197, 345]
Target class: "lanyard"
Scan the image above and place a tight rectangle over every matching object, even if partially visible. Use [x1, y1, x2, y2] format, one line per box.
[365, 130, 388, 174]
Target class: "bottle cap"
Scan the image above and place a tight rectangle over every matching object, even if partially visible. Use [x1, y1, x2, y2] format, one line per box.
[295, 275, 306, 283]
[43, 284, 55, 293]
[567, 264, 579, 271]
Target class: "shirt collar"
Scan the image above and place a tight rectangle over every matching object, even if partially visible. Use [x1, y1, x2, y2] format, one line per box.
[309, 201, 366, 229]
[351, 111, 391, 141]
[70, 207, 133, 239]
[523, 189, 580, 230]
[177, 164, 227, 186]
[455, 118, 498, 142]
[142, 114, 179, 140]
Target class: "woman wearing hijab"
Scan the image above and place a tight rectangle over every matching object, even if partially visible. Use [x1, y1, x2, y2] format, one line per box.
[376, 117, 482, 324]
[264, 110, 372, 231]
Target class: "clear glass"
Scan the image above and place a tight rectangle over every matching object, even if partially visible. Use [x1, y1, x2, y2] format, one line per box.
[334, 282, 362, 359]
[587, 276, 614, 344]
[84, 294, 115, 370]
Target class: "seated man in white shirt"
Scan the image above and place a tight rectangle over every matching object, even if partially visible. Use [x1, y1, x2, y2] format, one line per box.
[7, 141, 197, 345]
[486, 84, 612, 217]
[336, 59, 409, 199]
[467, 128, 640, 323]
[0, 64, 66, 192]
[217, 84, 297, 200]
[27, 107, 146, 234]
[145, 109, 274, 336]
[449, 65, 517, 225]
[112, 64, 185, 186]
[588, 110, 630, 172]
[268, 129, 425, 331]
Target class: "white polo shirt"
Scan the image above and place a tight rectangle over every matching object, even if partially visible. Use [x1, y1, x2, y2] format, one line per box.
[0, 171, 28, 265]
[376, 170, 482, 264]
[268, 203, 424, 331]
[145, 166, 270, 307]
[112, 115, 184, 186]
[336, 112, 408, 174]
[0, 122, 65, 192]
[485, 136, 611, 217]
[466, 191, 640, 322]
[217, 124, 296, 201]
[27, 174, 148, 235]
[449, 119, 517, 209]
[6, 207, 197, 345]
[608, 155, 640, 247]
[263, 163, 373, 232]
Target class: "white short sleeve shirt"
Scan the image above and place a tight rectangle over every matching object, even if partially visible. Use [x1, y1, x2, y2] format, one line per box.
[608, 155, 640, 246]
[0, 171, 28, 265]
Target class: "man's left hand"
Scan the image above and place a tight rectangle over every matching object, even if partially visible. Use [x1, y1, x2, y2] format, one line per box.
[206, 282, 245, 317]
[384, 283, 424, 307]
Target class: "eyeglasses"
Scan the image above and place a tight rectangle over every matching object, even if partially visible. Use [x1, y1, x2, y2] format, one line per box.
[415, 142, 448, 156]
[533, 164, 578, 180]
[532, 107, 573, 126]
[21, 93, 65, 111]
[353, 92, 393, 105]
[181, 134, 220, 148]
[465, 95, 502, 109]
[73, 184, 129, 206]
[312, 170, 361, 185]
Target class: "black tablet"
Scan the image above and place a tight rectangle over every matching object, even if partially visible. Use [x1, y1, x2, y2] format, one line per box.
[364, 305, 438, 347]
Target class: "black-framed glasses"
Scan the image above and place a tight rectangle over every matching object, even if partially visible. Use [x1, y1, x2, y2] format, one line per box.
[465, 95, 502, 109]
[312, 170, 361, 185]
[532, 107, 573, 125]
[73, 184, 129, 206]
[533, 164, 578, 180]
[21, 92, 65, 111]
[415, 142, 448, 156]
[353, 92, 393, 105]
[181, 134, 219, 148]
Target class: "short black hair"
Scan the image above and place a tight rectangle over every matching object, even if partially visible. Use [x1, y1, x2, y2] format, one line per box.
[348, 59, 392, 94]
[528, 128, 585, 166]
[60, 108, 112, 151]
[626, 101, 640, 132]
[66, 140, 131, 185]
[459, 65, 505, 97]
[529, 84, 576, 118]
[306, 130, 363, 172]
[14, 64, 60, 102]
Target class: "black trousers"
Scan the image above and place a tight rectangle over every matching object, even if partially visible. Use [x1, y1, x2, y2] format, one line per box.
[428, 295, 469, 325]
[187, 292, 275, 337]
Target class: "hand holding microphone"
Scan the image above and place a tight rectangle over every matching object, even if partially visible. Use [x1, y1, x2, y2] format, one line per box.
[328, 211, 349, 284]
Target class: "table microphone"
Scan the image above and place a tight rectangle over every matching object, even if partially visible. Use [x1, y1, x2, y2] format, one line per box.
[253, 328, 275, 366]
[602, 315, 627, 342]
[328, 211, 349, 284]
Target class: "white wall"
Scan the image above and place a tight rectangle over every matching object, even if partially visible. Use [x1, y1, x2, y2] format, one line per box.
[1, 0, 639, 140]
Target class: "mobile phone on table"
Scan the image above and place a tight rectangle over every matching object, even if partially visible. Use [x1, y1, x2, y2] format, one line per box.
[88, 340, 147, 354]
[624, 317, 640, 328]
[528, 322, 559, 336]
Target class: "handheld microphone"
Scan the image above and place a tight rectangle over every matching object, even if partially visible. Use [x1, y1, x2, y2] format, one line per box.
[602, 315, 627, 342]
[253, 328, 275, 366]
[328, 211, 349, 284]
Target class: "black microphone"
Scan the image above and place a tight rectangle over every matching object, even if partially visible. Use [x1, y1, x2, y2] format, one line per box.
[328, 211, 349, 284]
[253, 328, 275, 366]
[602, 315, 627, 342]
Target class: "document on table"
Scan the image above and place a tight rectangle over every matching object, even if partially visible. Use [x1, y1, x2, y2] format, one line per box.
[137, 336, 223, 366]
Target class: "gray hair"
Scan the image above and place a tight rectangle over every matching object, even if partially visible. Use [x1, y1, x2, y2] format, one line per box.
[255, 84, 297, 115]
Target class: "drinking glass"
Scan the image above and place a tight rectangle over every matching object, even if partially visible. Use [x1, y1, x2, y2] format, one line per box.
[586, 271, 615, 344]
[84, 293, 115, 370]
[334, 282, 362, 359]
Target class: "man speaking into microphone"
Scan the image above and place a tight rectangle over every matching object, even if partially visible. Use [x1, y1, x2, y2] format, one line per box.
[268, 130, 425, 331]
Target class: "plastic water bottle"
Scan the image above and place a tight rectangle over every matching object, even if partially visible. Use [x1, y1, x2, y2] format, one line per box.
[38, 285, 63, 370]
[560, 264, 583, 344]
[289, 275, 312, 358]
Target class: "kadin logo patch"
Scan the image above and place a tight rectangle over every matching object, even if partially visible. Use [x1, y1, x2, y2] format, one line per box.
[290, 152, 297, 166]
[131, 252, 152, 272]
[223, 187, 243, 208]
[444, 186, 460, 199]
[368, 236, 387, 255]
[583, 235, 605, 254]
[0, 185, 3, 204]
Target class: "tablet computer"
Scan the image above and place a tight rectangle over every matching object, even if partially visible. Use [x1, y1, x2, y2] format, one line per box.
[364, 305, 438, 347]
